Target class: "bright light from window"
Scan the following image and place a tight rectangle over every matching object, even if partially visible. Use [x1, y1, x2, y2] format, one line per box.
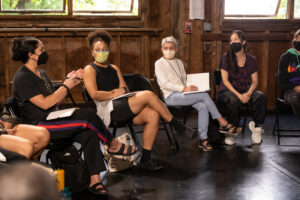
[225, 0, 278, 16]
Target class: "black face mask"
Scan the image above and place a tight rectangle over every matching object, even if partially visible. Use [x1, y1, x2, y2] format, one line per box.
[230, 42, 242, 53]
[293, 41, 300, 51]
[37, 51, 48, 65]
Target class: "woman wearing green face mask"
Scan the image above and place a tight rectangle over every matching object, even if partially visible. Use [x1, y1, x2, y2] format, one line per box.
[84, 30, 196, 171]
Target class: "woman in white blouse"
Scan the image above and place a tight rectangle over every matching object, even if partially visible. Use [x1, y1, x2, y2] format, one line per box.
[155, 36, 241, 150]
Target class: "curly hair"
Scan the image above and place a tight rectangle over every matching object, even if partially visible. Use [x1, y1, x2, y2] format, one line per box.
[87, 30, 112, 49]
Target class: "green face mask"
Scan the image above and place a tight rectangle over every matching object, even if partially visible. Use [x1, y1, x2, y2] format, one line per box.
[94, 51, 109, 63]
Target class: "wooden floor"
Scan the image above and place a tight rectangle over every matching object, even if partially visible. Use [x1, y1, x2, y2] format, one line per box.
[73, 113, 300, 200]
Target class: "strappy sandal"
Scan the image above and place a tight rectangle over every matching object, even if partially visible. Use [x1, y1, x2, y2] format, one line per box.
[219, 123, 241, 136]
[88, 182, 108, 196]
[198, 139, 213, 152]
[107, 143, 137, 156]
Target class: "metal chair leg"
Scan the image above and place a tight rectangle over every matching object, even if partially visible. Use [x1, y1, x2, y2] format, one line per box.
[128, 124, 142, 150]
[161, 119, 174, 149]
[169, 124, 179, 150]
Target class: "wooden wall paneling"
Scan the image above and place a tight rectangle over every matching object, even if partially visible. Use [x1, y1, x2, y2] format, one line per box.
[141, 36, 150, 77]
[205, 0, 213, 22]
[150, 37, 161, 77]
[212, 0, 222, 33]
[261, 40, 270, 100]
[268, 41, 291, 110]
[115, 36, 121, 67]
[158, 0, 171, 37]
[64, 36, 90, 103]
[179, 0, 191, 71]
[247, 42, 265, 91]
[120, 37, 142, 75]
[171, 0, 180, 38]
[189, 20, 204, 73]
[39, 37, 64, 81]
[2, 38, 10, 102]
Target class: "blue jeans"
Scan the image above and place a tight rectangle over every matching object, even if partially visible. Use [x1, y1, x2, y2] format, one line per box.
[165, 92, 221, 139]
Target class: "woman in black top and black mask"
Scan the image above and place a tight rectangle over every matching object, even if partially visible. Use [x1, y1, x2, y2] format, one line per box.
[12, 37, 136, 196]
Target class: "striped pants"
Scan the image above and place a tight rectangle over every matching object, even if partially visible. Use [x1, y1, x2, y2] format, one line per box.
[37, 108, 113, 175]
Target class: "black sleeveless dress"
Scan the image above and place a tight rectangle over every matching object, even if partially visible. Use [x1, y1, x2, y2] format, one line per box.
[90, 62, 135, 123]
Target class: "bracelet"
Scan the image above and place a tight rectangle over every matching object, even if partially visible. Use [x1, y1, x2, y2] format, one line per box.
[61, 84, 70, 93]
[122, 86, 128, 93]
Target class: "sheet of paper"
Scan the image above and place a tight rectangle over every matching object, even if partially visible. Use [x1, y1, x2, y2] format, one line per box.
[112, 92, 136, 101]
[183, 72, 210, 95]
[46, 108, 78, 120]
[189, 0, 204, 20]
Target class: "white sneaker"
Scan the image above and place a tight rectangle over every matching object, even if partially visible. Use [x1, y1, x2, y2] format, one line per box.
[249, 121, 263, 144]
[225, 136, 235, 145]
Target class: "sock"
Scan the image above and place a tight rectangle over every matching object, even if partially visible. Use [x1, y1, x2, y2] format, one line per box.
[141, 149, 151, 163]
[169, 117, 186, 133]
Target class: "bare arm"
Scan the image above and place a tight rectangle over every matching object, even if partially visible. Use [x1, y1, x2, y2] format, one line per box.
[29, 70, 82, 110]
[83, 65, 118, 101]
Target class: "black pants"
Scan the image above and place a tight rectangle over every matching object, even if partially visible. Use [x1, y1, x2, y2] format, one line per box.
[284, 89, 300, 119]
[217, 90, 267, 127]
[38, 108, 113, 176]
[0, 148, 27, 163]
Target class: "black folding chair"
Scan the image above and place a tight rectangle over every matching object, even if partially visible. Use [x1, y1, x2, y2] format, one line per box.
[153, 75, 193, 125]
[272, 73, 300, 145]
[82, 84, 137, 142]
[82, 74, 179, 150]
[212, 69, 250, 135]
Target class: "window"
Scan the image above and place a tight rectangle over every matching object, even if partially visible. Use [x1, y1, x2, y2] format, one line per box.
[0, 0, 138, 16]
[224, 0, 288, 19]
[295, 0, 300, 18]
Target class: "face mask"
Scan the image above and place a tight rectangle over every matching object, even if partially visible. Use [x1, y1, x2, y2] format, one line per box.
[230, 42, 242, 53]
[94, 51, 109, 63]
[293, 41, 300, 51]
[162, 50, 176, 59]
[37, 51, 48, 65]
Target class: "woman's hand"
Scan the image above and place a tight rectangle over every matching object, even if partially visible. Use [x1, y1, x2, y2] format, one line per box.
[112, 88, 125, 98]
[63, 69, 83, 89]
[241, 92, 251, 104]
[183, 85, 198, 92]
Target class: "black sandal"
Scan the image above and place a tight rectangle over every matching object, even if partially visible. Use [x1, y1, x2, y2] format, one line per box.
[219, 123, 241, 136]
[107, 143, 137, 156]
[88, 182, 108, 196]
[198, 139, 213, 152]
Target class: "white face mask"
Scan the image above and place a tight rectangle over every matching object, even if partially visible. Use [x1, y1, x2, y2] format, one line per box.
[162, 50, 176, 60]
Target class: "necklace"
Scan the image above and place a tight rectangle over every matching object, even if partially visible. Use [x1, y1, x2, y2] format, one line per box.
[165, 59, 187, 86]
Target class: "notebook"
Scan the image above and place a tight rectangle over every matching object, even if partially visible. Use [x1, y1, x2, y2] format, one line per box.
[183, 72, 210, 94]
[112, 92, 136, 101]
[46, 108, 78, 120]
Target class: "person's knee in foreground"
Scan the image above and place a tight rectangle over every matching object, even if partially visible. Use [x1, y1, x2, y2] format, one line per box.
[0, 163, 60, 200]
[155, 36, 242, 151]
[83, 30, 195, 170]
[11, 36, 136, 195]
[278, 29, 300, 119]
[217, 30, 267, 145]
[0, 116, 49, 160]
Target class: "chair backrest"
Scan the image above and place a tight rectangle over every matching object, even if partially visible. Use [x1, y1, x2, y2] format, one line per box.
[82, 85, 93, 103]
[123, 74, 153, 92]
[4, 97, 20, 117]
[212, 70, 221, 101]
[153, 74, 165, 101]
[274, 73, 286, 102]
